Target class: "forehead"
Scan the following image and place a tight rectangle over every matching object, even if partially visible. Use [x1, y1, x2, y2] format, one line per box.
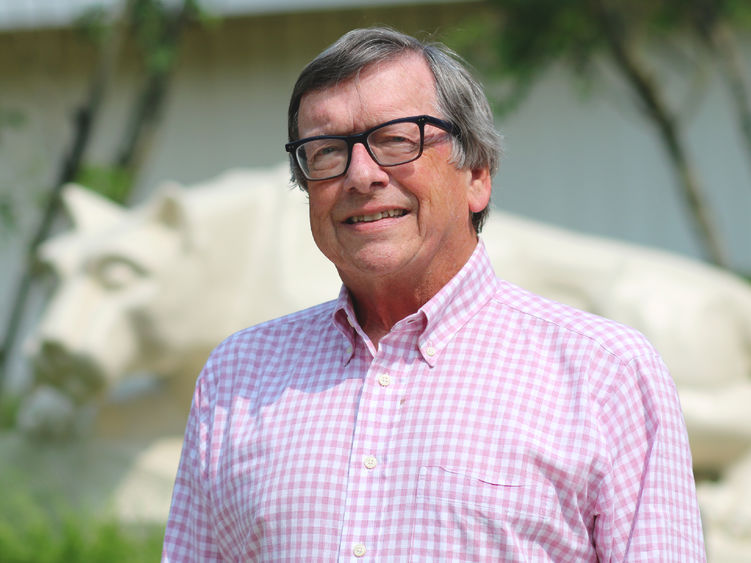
[297, 54, 438, 136]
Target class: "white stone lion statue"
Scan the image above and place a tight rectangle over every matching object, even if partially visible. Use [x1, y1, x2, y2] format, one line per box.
[16, 163, 751, 560]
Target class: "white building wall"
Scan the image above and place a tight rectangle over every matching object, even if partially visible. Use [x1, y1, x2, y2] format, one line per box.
[498, 57, 751, 272]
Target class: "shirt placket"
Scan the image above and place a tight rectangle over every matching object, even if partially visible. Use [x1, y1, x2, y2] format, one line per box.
[338, 339, 409, 561]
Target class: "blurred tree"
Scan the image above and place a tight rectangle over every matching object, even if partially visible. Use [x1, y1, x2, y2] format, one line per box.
[0, 107, 27, 238]
[0, 0, 208, 381]
[680, 0, 751, 167]
[453, 0, 751, 271]
[77, 0, 212, 203]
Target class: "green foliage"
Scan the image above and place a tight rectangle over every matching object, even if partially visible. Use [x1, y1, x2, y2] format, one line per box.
[131, 0, 172, 72]
[74, 4, 111, 44]
[0, 195, 17, 238]
[0, 487, 164, 563]
[653, 0, 751, 35]
[451, 0, 751, 115]
[130, 0, 210, 72]
[0, 107, 26, 234]
[0, 107, 26, 140]
[449, 1, 603, 114]
[75, 164, 134, 205]
[75, 0, 214, 79]
[0, 395, 20, 429]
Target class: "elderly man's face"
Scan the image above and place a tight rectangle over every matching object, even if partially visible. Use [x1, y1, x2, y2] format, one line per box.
[297, 54, 490, 293]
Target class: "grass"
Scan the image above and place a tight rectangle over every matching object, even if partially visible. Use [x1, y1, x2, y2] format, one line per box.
[0, 486, 164, 562]
[0, 394, 21, 430]
[0, 398, 169, 561]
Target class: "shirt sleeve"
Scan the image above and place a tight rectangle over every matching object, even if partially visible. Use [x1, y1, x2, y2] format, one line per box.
[162, 369, 221, 562]
[593, 353, 706, 562]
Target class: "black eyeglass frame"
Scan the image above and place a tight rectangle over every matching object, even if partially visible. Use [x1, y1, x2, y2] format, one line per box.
[285, 114, 458, 182]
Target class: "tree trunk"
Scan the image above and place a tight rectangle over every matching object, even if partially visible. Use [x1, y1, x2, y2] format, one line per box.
[704, 19, 751, 181]
[116, 1, 194, 181]
[0, 1, 134, 381]
[592, 0, 730, 269]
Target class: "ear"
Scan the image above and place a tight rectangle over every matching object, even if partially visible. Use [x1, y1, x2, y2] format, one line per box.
[61, 184, 125, 233]
[152, 182, 193, 248]
[467, 166, 492, 214]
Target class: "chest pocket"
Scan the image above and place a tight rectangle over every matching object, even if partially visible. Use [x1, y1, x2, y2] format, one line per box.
[410, 465, 557, 562]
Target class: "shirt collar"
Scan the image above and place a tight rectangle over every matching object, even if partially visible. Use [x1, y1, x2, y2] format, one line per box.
[332, 240, 499, 366]
[416, 240, 498, 365]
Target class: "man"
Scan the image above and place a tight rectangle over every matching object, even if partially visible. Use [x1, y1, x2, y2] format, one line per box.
[163, 27, 705, 561]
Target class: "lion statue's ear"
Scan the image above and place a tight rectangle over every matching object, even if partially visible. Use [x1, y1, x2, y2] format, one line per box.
[60, 183, 126, 233]
[152, 182, 193, 249]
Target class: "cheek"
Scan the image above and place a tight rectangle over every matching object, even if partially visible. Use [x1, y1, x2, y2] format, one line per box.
[412, 152, 465, 198]
[308, 208, 327, 246]
[307, 192, 337, 248]
[417, 169, 468, 213]
[307, 188, 333, 223]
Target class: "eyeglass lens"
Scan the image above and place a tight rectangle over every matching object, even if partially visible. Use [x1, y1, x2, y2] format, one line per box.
[296, 121, 423, 180]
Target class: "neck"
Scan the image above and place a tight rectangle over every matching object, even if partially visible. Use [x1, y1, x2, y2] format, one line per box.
[342, 243, 477, 347]
[349, 280, 431, 347]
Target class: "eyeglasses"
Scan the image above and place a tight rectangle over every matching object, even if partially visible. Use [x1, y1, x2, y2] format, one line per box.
[285, 115, 457, 181]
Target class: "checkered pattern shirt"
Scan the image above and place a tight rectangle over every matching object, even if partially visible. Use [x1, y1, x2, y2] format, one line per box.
[163, 242, 705, 562]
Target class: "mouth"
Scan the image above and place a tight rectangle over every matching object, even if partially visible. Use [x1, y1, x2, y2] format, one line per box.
[346, 208, 407, 224]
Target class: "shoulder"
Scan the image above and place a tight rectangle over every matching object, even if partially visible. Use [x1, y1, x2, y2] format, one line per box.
[489, 279, 659, 365]
[488, 280, 681, 433]
[209, 299, 337, 363]
[185, 300, 342, 435]
[195, 300, 339, 391]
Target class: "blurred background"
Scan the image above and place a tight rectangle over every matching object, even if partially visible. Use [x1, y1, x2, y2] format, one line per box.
[0, 0, 750, 560]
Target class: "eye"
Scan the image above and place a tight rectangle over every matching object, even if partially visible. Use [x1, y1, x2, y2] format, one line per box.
[370, 123, 420, 152]
[382, 134, 411, 145]
[317, 145, 340, 156]
[94, 257, 145, 290]
[306, 140, 347, 170]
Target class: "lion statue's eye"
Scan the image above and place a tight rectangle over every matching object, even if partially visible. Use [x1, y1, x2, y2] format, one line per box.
[95, 257, 145, 290]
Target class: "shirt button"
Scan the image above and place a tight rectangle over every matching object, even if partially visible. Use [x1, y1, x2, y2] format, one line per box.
[353, 543, 366, 557]
[345, 345, 353, 356]
[425, 345, 436, 357]
[363, 454, 377, 469]
[377, 373, 391, 387]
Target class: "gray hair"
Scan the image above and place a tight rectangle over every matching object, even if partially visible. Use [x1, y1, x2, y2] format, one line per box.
[287, 27, 501, 233]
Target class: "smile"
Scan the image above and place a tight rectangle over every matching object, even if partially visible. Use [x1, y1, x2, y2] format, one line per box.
[347, 209, 407, 224]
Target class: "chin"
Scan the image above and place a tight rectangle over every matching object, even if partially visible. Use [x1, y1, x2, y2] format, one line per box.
[337, 249, 412, 278]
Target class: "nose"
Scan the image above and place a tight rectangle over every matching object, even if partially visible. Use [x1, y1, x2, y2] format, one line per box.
[344, 142, 389, 192]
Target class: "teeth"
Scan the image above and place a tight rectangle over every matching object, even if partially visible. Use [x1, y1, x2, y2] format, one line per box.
[349, 209, 406, 223]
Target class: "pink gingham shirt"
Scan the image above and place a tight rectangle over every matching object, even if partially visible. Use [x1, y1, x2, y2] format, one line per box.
[163, 242, 705, 562]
